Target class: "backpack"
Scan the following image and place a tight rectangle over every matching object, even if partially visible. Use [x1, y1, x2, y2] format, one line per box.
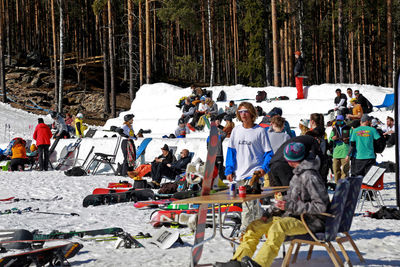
[373, 128, 386, 154]
[216, 90, 226, 101]
[256, 91, 267, 102]
[64, 166, 87, 176]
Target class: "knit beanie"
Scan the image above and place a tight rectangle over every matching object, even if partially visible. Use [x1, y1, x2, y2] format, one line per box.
[284, 142, 306, 162]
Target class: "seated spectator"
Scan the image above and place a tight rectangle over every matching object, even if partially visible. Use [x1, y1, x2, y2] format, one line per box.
[222, 116, 235, 138]
[354, 90, 373, 114]
[149, 144, 176, 188]
[175, 118, 190, 138]
[346, 88, 354, 109]
[346, 98, 363, 121]
[188, 96, 208, 130]
[151, 149, 191, 184]
[333, 88, 347, 113]
[206, 98, 218, 117]
[225, 100, 237, 117]
[64, 113, 75, 135]
[299, 118, 310, 135]
[10, 138, 29, 171]
[267, 116, 290, 153]
[382, 116, 395, 147]
[181, 98, 196, 124]
[216, 142, 329, 267]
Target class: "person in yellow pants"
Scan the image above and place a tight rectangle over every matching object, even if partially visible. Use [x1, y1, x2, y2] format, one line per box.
[215, 142, 329, 267]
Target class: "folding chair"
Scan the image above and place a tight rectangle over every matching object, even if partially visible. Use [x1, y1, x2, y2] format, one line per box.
[357, 166, 386, 211]
[282, 179, 350, 267]
[374, 93, 394, 111]
[336, 176, 365, 266]
[86, 136, 122, 175]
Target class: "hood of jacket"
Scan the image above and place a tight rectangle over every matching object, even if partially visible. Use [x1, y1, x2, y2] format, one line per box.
[293, 157, 320, 176]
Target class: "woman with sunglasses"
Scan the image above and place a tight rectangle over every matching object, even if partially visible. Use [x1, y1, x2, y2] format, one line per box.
[225, 102, 273, 230]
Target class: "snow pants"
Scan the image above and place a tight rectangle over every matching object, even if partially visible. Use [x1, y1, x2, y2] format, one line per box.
[233, 217, 307, 267]
[332, 157, 349, 183]
[38, 144, 50, 171]
[295, 77, 304, 99]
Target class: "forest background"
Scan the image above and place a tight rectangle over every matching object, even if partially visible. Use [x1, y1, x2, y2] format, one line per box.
[0, 0, 399, 121]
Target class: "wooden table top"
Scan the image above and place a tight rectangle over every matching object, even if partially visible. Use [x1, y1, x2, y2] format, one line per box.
[173, 187, 288, 204]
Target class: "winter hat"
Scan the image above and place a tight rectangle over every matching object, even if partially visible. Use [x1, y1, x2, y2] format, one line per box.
[284, 142, 306, 162]
[30, 144, 37, 152]
[295, 51, 301, 56]
[38, 118, 44, 124]
[299, 119, 310, 128]
[361, 114, 372, 123]
[270, 107, 283, 116]
[224, 115, 233, 122]
[124, 114, 134, 122]
[50, 111, 57, 119]
[76, 113, 84, 119]
[200, 96, 206, 101]
[371, 118, 378, 127]
[336, 115, 344, 121]
[178, 118, 185, 125]
[161, 144, 169, 151]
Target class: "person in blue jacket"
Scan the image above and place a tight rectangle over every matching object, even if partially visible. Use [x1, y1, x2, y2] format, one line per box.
[225, 101, 273, 230]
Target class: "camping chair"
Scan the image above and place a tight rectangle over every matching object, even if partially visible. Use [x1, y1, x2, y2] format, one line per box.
[358, 166, 386, 211]
[336, 176, 365, 266]
[160, 151, 195, 184]
[86, 136, 122, 175]
[374, 93, 394, 111]
[282, 179, 350, 267]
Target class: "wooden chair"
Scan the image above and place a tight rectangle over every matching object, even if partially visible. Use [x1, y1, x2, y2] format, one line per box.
[86, 136, 122, 175]
[282, 179, 350, 267]
[336, 176, 365, 266]
[357, 166, 386, 211]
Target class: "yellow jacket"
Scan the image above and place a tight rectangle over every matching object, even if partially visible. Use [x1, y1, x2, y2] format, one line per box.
[75, 118, 87, 137]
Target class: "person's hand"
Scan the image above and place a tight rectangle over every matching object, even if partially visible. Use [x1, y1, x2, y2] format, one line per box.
[167, 164, 171, 167]
[227, 174, 234, 182]
[260, 216, 269, 223]
[332, 136, 337, 140]
[345, 156, 350, 162]
[258, 169, 266, 177]
[275, 200, 286, 211]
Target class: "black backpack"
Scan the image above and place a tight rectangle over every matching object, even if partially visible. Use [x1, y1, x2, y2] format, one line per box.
[373, 128, 386, 154]
[256, 91, 267, 102]
[64, 166, 87, 176]
[217, 90, 226, 101]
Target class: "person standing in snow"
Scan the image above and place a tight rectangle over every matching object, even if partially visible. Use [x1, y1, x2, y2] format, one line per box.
[294, 51, 305, 100]
[225, 102, 273, 230]
[119, 114, 137, 176]
[74, 113, 87, 138]
[33, 118, 52, 171]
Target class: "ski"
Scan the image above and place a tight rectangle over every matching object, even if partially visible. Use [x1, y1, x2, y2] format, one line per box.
[133, 198, 178, 209]
[192, 121, 218, 266]
[0, 197, 15, 202]
[33, 227, 124, 240]
[0, 241, 82, 266]
[11, 196, 63, 202]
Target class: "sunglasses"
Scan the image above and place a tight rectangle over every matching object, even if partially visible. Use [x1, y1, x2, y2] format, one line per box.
[238, 109, 249, 114]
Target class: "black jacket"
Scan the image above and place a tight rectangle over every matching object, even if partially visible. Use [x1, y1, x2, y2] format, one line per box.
[334, 93, 347, 108]
[170, 156, 192, 175]
[357, 94, 373, 113]
[294, 57, 305, 77]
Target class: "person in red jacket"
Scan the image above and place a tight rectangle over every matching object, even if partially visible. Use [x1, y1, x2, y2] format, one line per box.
[33, 118, 53, 171]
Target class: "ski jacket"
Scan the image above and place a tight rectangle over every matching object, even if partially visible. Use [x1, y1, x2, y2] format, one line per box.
[225, 124, 273, 180]
[54, 115, 68, 135]
[11, 143, 27, 159]
[294, 57, 305, 77]
[75, 118, 87, 137]
[356, 94, 373, 114]
[33, 123, 53, 146]
[121, 124, 136, 140]
[334, 94, 347, 109]
[170, 156, 192, 175]
[182, 103, 196, 117]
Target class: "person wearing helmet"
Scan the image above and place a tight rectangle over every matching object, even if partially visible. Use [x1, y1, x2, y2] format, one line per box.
[119, 114, 137, 176]
[75, 113, 86, 138]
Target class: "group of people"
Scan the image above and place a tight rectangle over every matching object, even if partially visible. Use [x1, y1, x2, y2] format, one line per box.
[7, 111, 88, 172]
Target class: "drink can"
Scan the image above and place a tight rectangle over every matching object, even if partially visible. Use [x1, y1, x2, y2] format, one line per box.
[229, 182, 236, 197]
[239, 186, 247, 198]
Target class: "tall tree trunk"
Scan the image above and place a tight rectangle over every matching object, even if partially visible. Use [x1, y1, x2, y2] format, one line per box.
[145, 0, 151, 84]
[58, 0, 64, 113]
[298, 0, 304, 54]
[138, 0, 143, 86]
[108, 0, 116, 117]
[271, 0, 279, 86]
[201, 0, 206, 82]
[357, 24, 362, 84]
[207, 0, 214, 87]
[0, 2, 6, 103]
[223, 10, 229, 84]
[233, 0, 238, 84]
[51, 0, 59, 108]
[101, 12, 110, 115]
[387, 0, 393, 87]
[127, 0, 134, 101]
[361, 0, 367, 84]
[331, 0, 337, 83]
[349, 9, 354, 83]
[337, 0, 345, 83]
[263, 0, 271, 86]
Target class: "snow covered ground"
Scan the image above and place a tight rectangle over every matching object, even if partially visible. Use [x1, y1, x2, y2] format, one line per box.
[0, 82, 399, 266]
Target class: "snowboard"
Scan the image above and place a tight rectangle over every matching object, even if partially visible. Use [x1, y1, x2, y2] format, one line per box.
[150, 229, 183, 249]
[92, 188, 130, 195]
[192, 121, 219, 266]
[0, 242, 82, 266]
[108, 181, 132, 188]
[33, 227, 124, 240]
[82, 189, 154, 207]
[135, 138, 153, 160]
[133, 198, 178, 209]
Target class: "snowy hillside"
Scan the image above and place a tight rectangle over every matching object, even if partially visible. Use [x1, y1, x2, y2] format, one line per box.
[0, 82, 399, 266]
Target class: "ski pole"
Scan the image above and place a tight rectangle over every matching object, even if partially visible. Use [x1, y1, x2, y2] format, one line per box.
[34, 211, 80, 216]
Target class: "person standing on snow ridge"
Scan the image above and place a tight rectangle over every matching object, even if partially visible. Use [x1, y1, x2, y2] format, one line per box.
[33, 118, 53, 171]
[294, 51, 305, 100]
[75, 113, 87, 138]
[119, 114, 137, 177]
[225, 102, 273, 230]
